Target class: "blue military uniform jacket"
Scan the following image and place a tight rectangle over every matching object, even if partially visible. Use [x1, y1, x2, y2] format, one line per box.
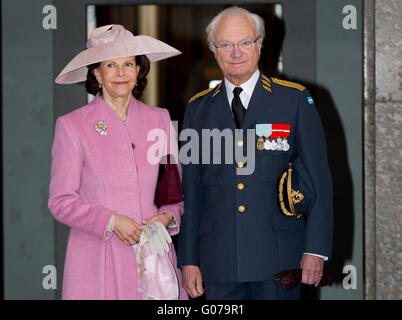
[177, 73, 333, 282]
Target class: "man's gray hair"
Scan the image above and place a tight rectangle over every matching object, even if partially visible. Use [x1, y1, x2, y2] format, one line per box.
[206, 6, 265, 52]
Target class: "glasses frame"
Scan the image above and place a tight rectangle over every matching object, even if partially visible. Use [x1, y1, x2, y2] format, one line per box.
[211, 36, 261, 51]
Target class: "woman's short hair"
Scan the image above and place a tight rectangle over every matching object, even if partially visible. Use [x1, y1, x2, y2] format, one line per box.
[85, 55, 150, 99]
[206, 6, 265, 52]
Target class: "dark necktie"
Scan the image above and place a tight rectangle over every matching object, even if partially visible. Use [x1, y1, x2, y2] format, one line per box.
[232, 87, 246, 128]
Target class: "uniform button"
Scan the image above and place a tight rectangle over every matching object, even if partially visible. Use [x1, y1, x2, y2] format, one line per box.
[238, 205, 245, 213]
[237, 183, 244, 190]
[237, 140, 244, 147]
[237, 162, 244, 168]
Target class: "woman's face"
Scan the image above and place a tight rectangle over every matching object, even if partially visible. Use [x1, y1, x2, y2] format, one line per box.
[94, 56, 140, 99]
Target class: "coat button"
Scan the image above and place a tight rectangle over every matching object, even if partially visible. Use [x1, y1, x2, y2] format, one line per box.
[238, 205, 245, 213]
[237, 140, 244, 147]
[237, 162, 244, 168]
[237, 183, 244, 190]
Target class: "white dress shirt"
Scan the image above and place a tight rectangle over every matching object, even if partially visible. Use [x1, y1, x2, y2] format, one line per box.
[225, 69, 260, 111]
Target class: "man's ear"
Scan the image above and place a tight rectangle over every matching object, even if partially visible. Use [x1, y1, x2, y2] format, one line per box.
[258, 37, 264, 54]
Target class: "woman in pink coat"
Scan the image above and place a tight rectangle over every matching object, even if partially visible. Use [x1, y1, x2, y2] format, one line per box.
[48, 24, 187, 300]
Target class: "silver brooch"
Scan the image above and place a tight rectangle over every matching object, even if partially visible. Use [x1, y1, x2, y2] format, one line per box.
[95, 120, 107, 136]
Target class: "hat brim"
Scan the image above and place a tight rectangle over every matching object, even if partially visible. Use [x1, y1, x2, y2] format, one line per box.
[55, 35, 181, 84]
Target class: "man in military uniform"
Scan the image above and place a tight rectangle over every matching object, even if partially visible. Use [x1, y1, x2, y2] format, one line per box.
[177, 6, 333, 300]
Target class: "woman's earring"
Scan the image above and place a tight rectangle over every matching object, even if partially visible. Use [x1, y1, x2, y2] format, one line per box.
[99, 83, 102, 88]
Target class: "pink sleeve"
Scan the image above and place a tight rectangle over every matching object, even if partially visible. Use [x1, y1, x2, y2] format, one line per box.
[48, 117, 114, 241]
[157, 109, 184, 236]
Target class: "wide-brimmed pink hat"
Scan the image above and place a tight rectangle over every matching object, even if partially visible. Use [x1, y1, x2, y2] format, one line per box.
[55, 24, 181, 84]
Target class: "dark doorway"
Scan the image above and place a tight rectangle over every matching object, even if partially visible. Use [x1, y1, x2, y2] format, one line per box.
[93, 4, 282, 129]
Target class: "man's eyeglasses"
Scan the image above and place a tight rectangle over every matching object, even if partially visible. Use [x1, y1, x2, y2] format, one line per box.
[211, 37, 261, 52]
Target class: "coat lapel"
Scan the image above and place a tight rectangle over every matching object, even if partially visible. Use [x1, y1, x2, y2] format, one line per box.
[126, 95, 143, 141]
[242, 74, 273, 129]
[125, 97, 151, 164]
[209, 81, 237, 130]
[125, 98, 166, 169]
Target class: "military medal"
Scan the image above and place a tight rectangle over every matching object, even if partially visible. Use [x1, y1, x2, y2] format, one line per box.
[256, 124, 292, 152]
[270, 124, 290, 139]
[276, 138, 284, 150]
[95, 120, 108, 136]
[256, 124, 272, 151]
[257, 137, 265, 150]
[268, 124, 291, 152]
[282, 140, 290, 151]
[264, 139, 271, 150]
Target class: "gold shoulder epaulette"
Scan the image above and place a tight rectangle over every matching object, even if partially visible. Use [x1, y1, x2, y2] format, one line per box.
[271, 78, 306, 91]
[189, 82, 222, 103]
[189, 88, 214, 103]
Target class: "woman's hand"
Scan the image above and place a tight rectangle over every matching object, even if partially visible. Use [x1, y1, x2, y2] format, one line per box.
[113, 214, 144, 246]
[143, 212, 173, 228]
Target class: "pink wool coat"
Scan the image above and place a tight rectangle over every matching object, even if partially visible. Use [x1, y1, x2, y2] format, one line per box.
[48, 94, 187, 300]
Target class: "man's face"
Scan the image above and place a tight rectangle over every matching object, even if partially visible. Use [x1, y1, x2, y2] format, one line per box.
[213, 14, 262, 86]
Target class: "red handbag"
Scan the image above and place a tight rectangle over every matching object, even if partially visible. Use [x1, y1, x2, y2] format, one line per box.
[154, 154, 184, 207]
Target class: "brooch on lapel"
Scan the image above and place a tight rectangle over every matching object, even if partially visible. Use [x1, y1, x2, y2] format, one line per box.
[95, 120, 108, 136]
